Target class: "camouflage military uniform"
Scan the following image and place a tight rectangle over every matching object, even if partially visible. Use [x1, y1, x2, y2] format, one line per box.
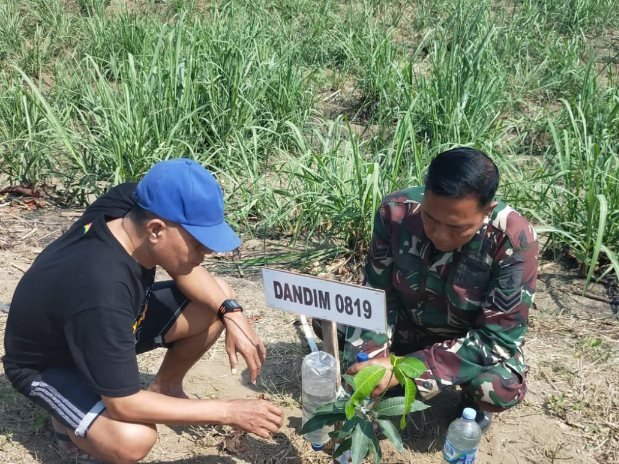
[343, 187, 538, 411]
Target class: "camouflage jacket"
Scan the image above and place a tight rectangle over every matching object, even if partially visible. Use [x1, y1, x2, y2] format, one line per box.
[365, 187, 538, 393]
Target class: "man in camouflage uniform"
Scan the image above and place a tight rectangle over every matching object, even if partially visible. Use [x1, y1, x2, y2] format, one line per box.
[345, 147, 538, 428]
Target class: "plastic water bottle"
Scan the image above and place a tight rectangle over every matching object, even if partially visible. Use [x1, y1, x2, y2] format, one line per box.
[443, 407, 482, 463]
[302, 351, 337, 450]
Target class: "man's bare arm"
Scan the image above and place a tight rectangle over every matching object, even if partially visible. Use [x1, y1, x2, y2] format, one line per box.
[103, 391, 283, 438]
[172, 266, 267, 382]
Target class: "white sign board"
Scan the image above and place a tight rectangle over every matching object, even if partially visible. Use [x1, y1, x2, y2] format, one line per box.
[262, 268, 387, 333]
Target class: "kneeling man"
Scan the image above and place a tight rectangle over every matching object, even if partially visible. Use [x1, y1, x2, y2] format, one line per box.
[346, 147, 538, 431]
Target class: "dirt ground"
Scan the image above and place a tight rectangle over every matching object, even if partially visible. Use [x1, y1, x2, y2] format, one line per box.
[0, 201, 618, 464]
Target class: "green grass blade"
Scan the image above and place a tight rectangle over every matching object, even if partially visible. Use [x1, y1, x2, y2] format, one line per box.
[584, 194, 608, 289]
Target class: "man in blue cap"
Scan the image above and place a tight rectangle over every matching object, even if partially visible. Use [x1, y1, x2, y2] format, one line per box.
[2, 159, 283, 463]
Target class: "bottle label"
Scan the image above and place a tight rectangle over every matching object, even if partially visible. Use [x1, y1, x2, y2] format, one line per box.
[443, 439, 478, 464]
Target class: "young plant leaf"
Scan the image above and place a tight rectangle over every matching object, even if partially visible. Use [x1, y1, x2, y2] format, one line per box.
[393, 366, 406, 386]
[376, 419, 404, 452]
[351, 420, 373, 464]
[396, 357, 426, 379]
[373, 397, 408, 417]
[370, 425, 383, 464]
[331, 415, 361, 439]
[404, 376, 417, 402]
[301, 411, 346, 434]
[352, 365, 387, 398]
[409, 400, 431, 412]
[345, 398, 357, 420]
[341, 415, 362, 434]
[346, 365, 386, 419]
[400, 376, 415, 429]
[312, 399, 347, 415]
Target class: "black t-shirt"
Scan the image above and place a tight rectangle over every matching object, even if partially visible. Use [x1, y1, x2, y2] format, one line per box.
[2, 183, 155, 397]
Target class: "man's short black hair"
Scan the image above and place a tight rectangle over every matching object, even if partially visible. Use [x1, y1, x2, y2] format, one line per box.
[127, 203, 157, 224]
[425, 147, 499, 207]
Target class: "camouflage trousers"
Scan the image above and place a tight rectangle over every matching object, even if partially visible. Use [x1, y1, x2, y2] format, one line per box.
[340, 319, 527, 412]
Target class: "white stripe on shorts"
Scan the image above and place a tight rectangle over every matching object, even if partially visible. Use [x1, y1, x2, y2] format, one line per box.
[30, 381, 83, 428]
[30, 381, 106, 436]
[75, 400, 106, 437]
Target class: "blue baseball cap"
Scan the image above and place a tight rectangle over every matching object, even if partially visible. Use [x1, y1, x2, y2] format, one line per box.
[134, 158, 241, 252]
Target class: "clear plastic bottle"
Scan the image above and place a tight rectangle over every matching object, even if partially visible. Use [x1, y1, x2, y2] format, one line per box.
[443, 407, 482, 463]
[302, 351, 337, 450]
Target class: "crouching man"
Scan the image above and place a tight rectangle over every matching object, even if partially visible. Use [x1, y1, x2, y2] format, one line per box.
[3, 159, 283, 463]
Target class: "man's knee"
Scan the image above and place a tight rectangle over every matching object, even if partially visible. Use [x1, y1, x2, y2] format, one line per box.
[461, 366, 527, 411]
[88, 420, 158, 463]
[120, 424, 157, 462]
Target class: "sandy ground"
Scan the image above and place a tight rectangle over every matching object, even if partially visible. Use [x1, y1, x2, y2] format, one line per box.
[0, 201, 617, 464]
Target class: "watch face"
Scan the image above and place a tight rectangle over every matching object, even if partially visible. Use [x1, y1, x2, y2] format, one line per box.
[223, 299, 242, 311]
[217, 299, 243, 321]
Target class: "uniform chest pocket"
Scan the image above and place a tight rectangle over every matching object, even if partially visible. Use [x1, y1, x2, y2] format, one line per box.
[448, 255, 492, 309]
[395, 248, 421, 273]
[393, 253, 423, 293]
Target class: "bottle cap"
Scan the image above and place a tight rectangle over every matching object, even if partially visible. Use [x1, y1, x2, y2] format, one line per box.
[462, 407, 477, 421]
[356, 352, 369, 362]
[311, 443, 325, 451]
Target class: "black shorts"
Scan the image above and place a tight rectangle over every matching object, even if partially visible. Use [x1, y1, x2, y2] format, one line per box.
[135, 281, 189, 353]
[28, 281, 188, 437]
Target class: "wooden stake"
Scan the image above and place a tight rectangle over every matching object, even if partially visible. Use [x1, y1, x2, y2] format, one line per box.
[321, 320, 341, 390]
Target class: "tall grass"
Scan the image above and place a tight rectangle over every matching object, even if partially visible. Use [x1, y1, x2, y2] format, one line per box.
[523, 0, 619, 34]
[0, 78, 50, 187]
[0, 0, 617, 282]
[2, 4, 316, 200]
[544, 96, 619, 283]
[410, 2, 508, 145]
[269, 112, 431, 252]
[0, 1, 23, 62]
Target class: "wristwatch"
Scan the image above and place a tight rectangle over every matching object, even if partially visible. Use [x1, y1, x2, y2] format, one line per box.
[217, 299, 243, 320]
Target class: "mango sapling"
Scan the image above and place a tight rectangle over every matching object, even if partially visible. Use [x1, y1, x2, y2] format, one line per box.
[301, 355, 429, 463]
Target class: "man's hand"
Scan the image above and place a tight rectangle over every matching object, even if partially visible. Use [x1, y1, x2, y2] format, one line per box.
[347, 356, 400, 397]
[224, 398, 283, 438]
[223, 311, 266, 383]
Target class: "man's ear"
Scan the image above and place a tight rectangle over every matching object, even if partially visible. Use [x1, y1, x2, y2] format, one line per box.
[145, 219, 167, 243]
[485, 200, 498, 217]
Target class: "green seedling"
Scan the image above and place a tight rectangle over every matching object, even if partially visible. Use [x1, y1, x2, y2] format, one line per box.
[301, 354, 429, 464]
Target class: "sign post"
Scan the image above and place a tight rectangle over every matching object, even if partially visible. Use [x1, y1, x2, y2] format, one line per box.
[321, 320, 341, 389]
[262, 268, 387, 385]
